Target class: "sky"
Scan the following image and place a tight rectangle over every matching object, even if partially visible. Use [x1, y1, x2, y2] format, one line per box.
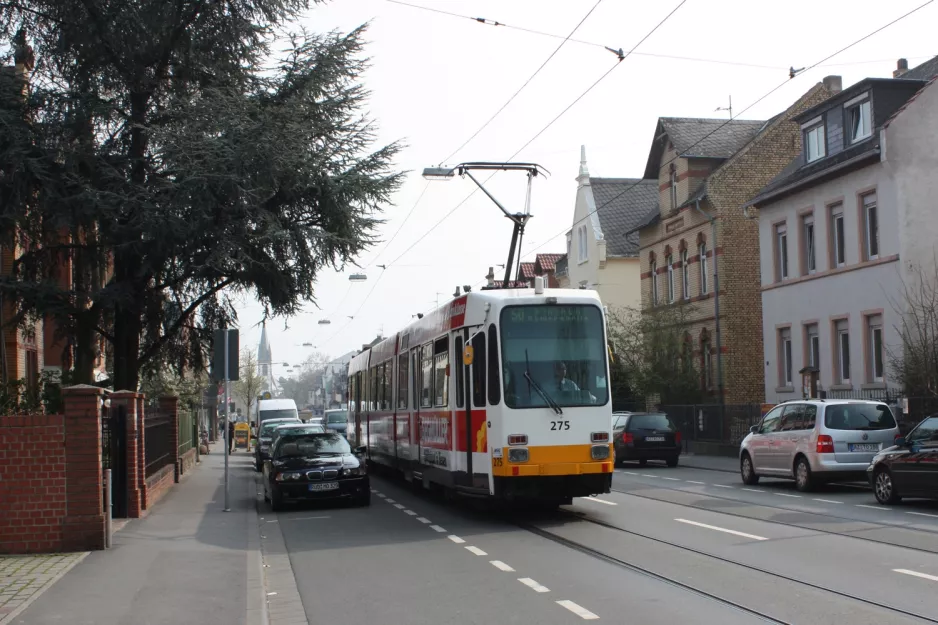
[232, 0, 937, 378]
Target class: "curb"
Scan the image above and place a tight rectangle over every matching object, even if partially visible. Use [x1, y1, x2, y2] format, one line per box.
[0, 553, 89, 625]
[247, 469, 269, 625]
[253, 473, 309, 625]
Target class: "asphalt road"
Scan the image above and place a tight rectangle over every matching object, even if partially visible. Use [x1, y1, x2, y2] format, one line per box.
[266, 462, 938, 625]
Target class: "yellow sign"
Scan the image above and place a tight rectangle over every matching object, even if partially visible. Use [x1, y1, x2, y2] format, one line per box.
[463, 345, 474, 366]
[234, 422, 250, 449]
[262, 391, 272, 400]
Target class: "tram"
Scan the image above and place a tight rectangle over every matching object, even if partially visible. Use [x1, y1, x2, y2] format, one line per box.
[346, 278, 614, 505]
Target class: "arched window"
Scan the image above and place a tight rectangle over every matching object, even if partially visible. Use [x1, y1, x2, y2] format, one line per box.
[651, 260, 658, 306]
[666, 254, 674, 303]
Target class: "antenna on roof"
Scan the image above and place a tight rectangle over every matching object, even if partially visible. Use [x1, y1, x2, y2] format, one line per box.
[715, 95, 732, 119]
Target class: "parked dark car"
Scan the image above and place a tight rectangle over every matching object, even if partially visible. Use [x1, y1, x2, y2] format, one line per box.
[613, 412, 682, 467]
[262, 431, 370, 511]
[868, 415, 938, 505]
[254, 417, 301, 471]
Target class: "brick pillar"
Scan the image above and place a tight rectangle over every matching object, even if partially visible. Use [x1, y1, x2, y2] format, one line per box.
[111, 391, 144, 518]
[61, 385, 106, 552]
[159, 395, 180, 483]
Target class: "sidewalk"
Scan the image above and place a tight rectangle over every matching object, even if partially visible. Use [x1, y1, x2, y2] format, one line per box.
[7, 447, 266, 625]
[679, 453, 739, 473]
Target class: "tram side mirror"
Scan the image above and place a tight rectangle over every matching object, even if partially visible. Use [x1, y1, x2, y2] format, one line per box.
[463, 344, 474, 366]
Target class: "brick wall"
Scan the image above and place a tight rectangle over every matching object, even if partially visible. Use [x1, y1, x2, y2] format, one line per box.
[0, 385, 105, 554]
[708, 82, 835, 404]
[0, 414, 67, 553]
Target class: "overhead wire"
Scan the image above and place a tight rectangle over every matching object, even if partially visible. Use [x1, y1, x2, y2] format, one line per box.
[440, 0, 605, 164]
[514, 0, 936, 264]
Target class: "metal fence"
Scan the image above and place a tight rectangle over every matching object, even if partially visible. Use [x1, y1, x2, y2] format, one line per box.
[178, 410, 195, 457]
[145, 410, 175, 478]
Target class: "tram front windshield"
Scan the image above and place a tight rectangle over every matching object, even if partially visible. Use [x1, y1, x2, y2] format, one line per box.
[500, 304, 608, 409]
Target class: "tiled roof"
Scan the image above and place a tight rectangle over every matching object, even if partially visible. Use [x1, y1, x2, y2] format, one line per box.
[485, 280, 529, 289]
[643, 117, 766, 179]
[884, 74, 938, 130]
[590, 177, 659, 257]
[535, 253, 564, 272]
[903, 55, 938, 81]
[519, 262, 536, 279]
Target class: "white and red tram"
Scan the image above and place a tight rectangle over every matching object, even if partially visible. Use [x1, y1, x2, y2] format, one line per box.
[346, 282, 614, 504]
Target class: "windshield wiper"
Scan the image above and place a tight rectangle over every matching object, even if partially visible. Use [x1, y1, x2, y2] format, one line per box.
[524, 349, 563, 415]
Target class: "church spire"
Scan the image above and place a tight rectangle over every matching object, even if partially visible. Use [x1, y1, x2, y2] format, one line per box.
[577, 144, 590, 187]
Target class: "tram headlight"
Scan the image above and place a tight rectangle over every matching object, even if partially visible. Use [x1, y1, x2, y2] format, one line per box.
[590, 445, 610, 460]
[508, 447, 529, 463]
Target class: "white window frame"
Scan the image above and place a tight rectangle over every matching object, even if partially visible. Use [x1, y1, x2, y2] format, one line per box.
[831, 208, 845, 267]
[776, 223, 788, 281]
[666, 254, 674, 303]
[803, 214, 816, 274]
[681, 249, 689, 300]
[805, 123, 826, 162]
[780, 329, 793, 386]
[699, 243, 708, 295]
[846, 97, 872, 143]
[651, 260, 658, 306]
[864, 193, 879, 260]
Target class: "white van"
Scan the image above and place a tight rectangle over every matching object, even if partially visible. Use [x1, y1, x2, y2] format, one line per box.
[256, 398, 299, 426]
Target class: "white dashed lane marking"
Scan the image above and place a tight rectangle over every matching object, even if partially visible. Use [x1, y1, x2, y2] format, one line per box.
[907, 511, 938, 519]
[661, 477, 681, 481]
[490, 560, 515, 572]
[894, 569, 938, 583]
[557, 600, 600, 620]
[712, 484, 733, 489]
[641, 474, 659, 478]
[687, 480, 706, 485]
[813, 498, 843, 504]
[519, 578, 550, 593]
[774, 493, 801, 498]
[376, 493, 387, 498]
[583, 496, 617, 506]
[856, 504, 889, 511]
[403, 509, 417, 516]
[466, 546, 487, 556]
[370, 489, 377, 493]
[448, 535, 466, 544]
[385, 498, 396, 504]
[742, 488, 764, 493]
[416, 517, 432, 524]
[430, 525, 447, 533]
[393, 503, 406, 509]
[675, 518, 768, 541]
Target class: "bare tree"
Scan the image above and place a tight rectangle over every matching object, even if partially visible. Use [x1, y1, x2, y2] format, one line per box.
[606, 304, 703, 405]
[889, 258, 938, 398]
[234, 349, 265, 421]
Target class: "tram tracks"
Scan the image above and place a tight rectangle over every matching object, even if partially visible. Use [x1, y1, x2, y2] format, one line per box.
[513, 510, 938, 624]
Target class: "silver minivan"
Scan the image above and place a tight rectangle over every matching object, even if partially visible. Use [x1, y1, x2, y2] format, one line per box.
[739, 399, 899, 492]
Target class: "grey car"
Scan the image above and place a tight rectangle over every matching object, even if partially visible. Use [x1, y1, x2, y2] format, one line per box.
[323, 409, 348, 437]
[739, 399, 899, 492]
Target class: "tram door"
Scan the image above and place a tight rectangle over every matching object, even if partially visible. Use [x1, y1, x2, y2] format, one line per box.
[352, 372, 362, 447]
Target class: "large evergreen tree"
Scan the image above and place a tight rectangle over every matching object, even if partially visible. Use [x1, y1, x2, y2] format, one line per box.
[0, 1, 402, 389]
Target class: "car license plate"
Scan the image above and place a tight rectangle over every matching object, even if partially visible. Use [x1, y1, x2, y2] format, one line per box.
[646, 436, 665, 442]
[308, 482, 339, 492]
[849, 443, 879, 452]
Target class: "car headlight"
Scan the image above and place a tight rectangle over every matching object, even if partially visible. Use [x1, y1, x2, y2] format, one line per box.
[344, 466, 366, 477]
[275, 471, 302, 482]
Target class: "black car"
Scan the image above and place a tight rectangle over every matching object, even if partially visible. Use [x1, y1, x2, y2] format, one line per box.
[254, 418, 302, 471]
[262, 431, 370, 511]
[613, 412, 682, 467]
[868, 414, 938, 505]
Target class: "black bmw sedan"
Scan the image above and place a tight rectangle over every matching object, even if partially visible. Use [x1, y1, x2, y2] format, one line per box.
[262, 431, 370, 511]
[868, 414, 938, 505]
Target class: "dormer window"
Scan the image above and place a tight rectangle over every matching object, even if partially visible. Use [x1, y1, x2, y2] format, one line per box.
[804, 119, 825, 163]
[845, 94, 871, 143]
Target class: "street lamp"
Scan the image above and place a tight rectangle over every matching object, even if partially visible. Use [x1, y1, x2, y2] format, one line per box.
[422, 162, 548, 290]
[349, 273, 367, 282]
[318, 319, 331, 325]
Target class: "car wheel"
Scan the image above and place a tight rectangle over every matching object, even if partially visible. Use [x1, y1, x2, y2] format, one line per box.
[270, 487, 284, 512]
[794, 457, 814, 492]
[873, 467, 901, 505]
[666, 456, 679, 468]
[740, 453, 759, 485]
[254, 461, 262, 473]
[355, 489, 371, 507]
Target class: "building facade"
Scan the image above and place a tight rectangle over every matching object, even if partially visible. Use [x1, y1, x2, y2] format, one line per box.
[749, 64, 938, 402]
[565, 146, 656, 312]
[634, 80, 838, 404]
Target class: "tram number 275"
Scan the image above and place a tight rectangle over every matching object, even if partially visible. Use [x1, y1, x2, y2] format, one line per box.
[550, 420, 570, 431]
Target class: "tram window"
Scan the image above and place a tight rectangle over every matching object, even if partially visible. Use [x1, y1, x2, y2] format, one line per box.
[383, 362, 392, 410]
[433, 337, 448, 408]
[487, 325, 501, 406]
[471, 332, 486, 408]
[397, 354, 409, 410]
[420, 344, 433, 408]
[455, 337, 465, 408]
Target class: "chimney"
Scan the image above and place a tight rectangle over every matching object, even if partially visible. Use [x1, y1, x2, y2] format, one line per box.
[822, 75, 842, 94]
[893, 58, 909, 78]
[485, 266, 495, 287]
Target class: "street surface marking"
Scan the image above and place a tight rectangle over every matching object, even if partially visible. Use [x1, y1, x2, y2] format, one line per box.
[907, 511, 938, 519]
[448, 535, 466, 544]
[856, 504, 889, 511]
[557, 600, 599, 620]
[287, 516, 331, 521]
[813, 498, 843, 504]
[742, 489, 764, 493]
[266, 519, 279, 523]
[430, 525, 447, 533]
[385, 498, 396, 503]
[687, 480, 706, 485]
[490, 560, 515, 572]
[712, 484, 733, 488]
[583, 496, 617, 506]
[620, 471, 639, 475]
[466, 546, 487, 556]
[662, 477, 681, 481]
[370, 489, 377, 493]
[641, 474, 659, 478]
[519, 578, 550, 593]
[416, 517, 432, 524]
[377, 493, 386, 498]
[894, 569, 938, 582]
[403, 509, 417, 516]
[393, 503, 406, 509]
[675, 518, 768, 541]
[774, 493, 801, 498]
